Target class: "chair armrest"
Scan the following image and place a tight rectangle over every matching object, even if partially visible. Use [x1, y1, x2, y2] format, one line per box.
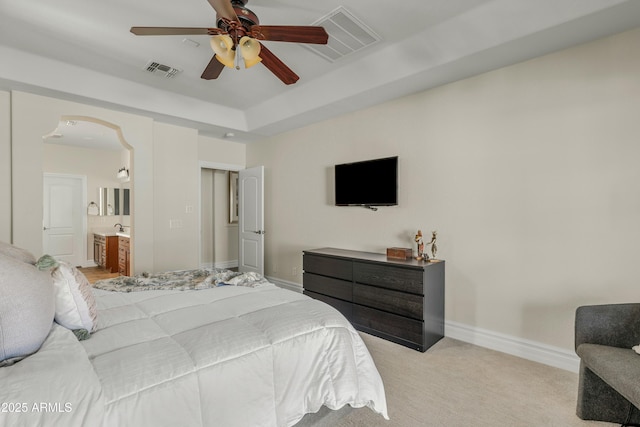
[575, 303, 640, 351]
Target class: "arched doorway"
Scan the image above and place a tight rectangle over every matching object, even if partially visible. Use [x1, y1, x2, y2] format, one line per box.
[42, 116, 133, 271]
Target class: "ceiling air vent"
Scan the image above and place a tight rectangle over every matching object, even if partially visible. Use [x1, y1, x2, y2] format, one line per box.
[305, 6, 381, 62]
[144, 61, 182, 78]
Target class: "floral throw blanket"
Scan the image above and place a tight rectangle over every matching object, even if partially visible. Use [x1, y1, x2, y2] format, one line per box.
[92, 268, 270, 292]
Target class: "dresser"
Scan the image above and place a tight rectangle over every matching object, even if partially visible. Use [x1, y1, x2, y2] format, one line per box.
[303, 247, 445, 352]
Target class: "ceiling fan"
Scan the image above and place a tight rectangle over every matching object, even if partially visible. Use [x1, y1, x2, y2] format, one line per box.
[130, 0, 329, 85]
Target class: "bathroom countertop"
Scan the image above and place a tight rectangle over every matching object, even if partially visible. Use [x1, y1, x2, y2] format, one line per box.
[93, 231, 118, 237]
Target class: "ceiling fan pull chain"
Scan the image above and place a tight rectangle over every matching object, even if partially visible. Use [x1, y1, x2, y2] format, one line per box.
[234, 48, 241, 70]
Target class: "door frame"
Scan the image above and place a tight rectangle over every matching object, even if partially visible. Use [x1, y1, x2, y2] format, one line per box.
[198, 161, 244, 269]
[43, 173, 88, 266]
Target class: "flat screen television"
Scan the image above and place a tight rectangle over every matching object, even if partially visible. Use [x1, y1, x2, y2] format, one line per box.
[335, 156, 398, 207]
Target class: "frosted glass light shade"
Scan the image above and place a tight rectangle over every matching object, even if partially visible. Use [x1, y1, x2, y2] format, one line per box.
[210, 35, 235, 68]
[239, 36, 262, 68]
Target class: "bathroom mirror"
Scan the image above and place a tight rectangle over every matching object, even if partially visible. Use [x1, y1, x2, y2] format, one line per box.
[99, 187, 116, 216]
[99, 187, 130, 216]
[123, 187, 130, 216]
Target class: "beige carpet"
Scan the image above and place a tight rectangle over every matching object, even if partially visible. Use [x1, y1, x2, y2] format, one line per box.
[296, 333, 615, 427]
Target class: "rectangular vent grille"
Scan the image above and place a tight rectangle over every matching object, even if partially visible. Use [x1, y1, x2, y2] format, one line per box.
[144, 61, 182, 78]
[306, 6, 381, 62]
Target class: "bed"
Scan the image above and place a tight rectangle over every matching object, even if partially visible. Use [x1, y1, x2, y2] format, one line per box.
[0, 255, 389, 427]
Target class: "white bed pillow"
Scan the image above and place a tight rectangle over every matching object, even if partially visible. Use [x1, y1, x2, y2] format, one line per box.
[0, 253, 55, 362]
[0, 240, 37, 265]
[51, 262, 98, 333]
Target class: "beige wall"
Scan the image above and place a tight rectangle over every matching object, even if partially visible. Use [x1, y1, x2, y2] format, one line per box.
[198, 134, 246, 166]
[247, 28, 640, 351]
[43, 144, 122, 200]
[152, 122, 199, 271]
[0, 91, 10, 242]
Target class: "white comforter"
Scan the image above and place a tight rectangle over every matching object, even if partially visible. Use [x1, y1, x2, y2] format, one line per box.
[0, 283, 388, 427]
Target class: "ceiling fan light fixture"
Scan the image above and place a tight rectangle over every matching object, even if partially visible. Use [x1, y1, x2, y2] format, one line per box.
[239, 36, 262, 68]
[131, 0, 329, 84]
[243, 55, 262, 68]
[210, 35, 235, 68]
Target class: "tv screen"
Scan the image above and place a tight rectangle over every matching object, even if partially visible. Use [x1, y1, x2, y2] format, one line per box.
[335, 156, 398, 207]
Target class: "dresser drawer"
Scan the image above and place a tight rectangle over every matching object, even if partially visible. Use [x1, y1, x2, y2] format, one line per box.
[352, 305, 423, 345]
[303, 254, 352, 281]
[354, 262, 423, 295]
[303, 273, 352, 301]
[353, 283, 423, 320]
[118, 236, 129, 249]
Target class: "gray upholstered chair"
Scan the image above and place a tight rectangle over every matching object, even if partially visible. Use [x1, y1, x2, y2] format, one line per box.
[575, 303, 640, 425]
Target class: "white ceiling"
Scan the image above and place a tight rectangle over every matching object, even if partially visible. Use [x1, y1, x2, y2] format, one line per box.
[1, 0, 639, 143]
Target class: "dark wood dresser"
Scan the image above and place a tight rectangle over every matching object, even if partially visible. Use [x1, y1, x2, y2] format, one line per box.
[303, 247, 445, 352]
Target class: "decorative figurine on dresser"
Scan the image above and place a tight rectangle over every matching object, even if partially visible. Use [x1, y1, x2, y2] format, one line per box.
[428, 230, 438, 260]
[414, 229, 425, 260]
[302, 247, 445, 352]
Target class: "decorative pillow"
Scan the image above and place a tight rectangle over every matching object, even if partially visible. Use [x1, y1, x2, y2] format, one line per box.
[36, 254, 60, 271]
[51, 262, 98, 333]
[0, 240, 37, 265]
[0, 253, 55, 362]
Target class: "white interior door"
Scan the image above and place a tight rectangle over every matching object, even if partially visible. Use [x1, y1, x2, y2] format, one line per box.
[238, 166, 264, 274]
[43, 174, 86, 266]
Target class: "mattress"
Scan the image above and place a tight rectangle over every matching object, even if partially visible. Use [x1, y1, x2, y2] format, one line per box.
[0, 282, 388, 427]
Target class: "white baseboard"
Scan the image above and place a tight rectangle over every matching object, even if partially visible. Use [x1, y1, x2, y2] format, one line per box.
[200, 260, 239, 269]
[216, 260, 239, 269]
[445, 320, 580, 373]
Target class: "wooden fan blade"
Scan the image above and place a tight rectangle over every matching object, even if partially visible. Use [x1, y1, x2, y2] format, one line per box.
[130, 27, 221, 36]
[259, 43, 299, 85]
[206, 0, 238, 21]
[201, 56, 225, 80]
[252, 26, 328, 44]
